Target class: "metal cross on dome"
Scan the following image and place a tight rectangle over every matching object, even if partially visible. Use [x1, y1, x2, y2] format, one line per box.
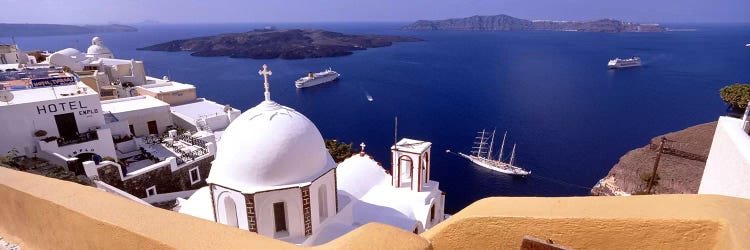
[360, 142, 366, 152]
[258, 64, 273, 101]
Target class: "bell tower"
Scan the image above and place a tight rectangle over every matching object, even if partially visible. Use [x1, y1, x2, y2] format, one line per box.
[391, 138, 432, 192]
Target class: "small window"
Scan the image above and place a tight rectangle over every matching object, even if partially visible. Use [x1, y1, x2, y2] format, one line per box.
[273, 202, 287, 233]
[189, 167, 201, 184]
[430, 204, 436, 221]
[146, 186, 157, 197]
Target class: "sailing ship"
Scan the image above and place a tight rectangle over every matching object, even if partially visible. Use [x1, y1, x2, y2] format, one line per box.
[457, 129, 531, 176]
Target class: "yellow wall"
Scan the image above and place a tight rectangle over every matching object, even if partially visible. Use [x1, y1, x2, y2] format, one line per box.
[423, 195, 749, 249]
[0, 167, 747, 250]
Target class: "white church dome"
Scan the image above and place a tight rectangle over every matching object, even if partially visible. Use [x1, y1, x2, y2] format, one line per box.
[207, 100, 335, 191]
[86, 37, 113, 56]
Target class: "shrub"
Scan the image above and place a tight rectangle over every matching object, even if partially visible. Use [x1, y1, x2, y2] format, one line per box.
[719, 84, 750, 111]
[1, 147, 20, 167]
[325, 139, 355, 163]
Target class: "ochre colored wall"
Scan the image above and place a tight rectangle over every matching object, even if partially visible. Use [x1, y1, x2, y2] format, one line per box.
[422, 196, 750, 250]
[0, 167, 428, 250]
[1, 167, 748, 249]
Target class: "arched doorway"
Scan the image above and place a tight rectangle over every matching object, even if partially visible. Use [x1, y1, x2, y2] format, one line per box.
[221, 195, 239, 228]
[398, 155, 413, 187]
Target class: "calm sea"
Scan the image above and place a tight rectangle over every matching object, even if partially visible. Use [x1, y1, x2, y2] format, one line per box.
[7, 23, 750, 213]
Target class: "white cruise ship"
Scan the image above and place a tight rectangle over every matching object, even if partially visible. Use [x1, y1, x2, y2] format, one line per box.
[608, 57, 642, 69]
[295, 69, 340, 88]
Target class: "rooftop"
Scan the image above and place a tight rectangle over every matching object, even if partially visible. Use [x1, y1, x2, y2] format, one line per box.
[97, 58, 138, 66]
[171, 98, 234, 122]
[393, 138, 432, 153]
[0, 82, 97, 106]
[140, 76, 195, 93]
[101, 95, 169, 115]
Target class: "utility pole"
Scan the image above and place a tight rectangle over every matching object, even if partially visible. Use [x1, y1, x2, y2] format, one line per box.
[646, 137, 667, 194]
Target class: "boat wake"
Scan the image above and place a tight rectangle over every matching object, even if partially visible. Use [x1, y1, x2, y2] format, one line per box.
[361, 87, 374, 102]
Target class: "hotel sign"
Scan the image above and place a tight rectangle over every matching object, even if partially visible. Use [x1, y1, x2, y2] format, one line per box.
[31, 76, 76, 88]
[36, 100, 98, 115]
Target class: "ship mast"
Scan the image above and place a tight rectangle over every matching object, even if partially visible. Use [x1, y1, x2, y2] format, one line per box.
[498, 131, 507, 162]
[509, 143, 516, 166]
[472, 129, 487, 158]
[487, 129, 496, 160]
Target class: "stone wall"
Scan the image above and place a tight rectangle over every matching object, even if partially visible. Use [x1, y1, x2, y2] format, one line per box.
[97, 155, 213, 198]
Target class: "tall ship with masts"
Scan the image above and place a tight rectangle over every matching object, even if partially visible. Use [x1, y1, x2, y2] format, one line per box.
[457, 128, 530, 176]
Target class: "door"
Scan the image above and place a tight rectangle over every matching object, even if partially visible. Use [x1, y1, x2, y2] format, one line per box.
[54, 113, 78, 139]
[147, 120, 158, 135]
[273, 202, 287, 232]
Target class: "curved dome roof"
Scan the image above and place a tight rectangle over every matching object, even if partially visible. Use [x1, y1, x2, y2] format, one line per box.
[207, 100, 335, 192]
[87, 37, 112, 55]
[87, 45, 112, 55]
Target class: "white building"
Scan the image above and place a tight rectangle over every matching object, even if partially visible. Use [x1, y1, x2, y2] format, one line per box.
[0, 44, 29, 65]
[177, 65, 445, 245]
[699, 116, 750, 199]
[137, 76, 198, 105]
[48, 37, 146, 89]
[0, 79, 116, 172]
[101, 95, 173, 137]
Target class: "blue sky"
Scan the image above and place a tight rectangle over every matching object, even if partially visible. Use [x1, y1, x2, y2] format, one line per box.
[2, 0, 748, 24]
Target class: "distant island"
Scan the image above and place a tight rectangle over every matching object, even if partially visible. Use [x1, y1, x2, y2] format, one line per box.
[138, 29, 422, 59]
[0, 23, 137, 37]
[402, 14, 666, 32]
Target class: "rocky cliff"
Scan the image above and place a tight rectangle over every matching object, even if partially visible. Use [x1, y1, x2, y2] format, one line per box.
[402, 14, 666, 32]
[591, 121, 716, 195]
[138, 29, 422, 59]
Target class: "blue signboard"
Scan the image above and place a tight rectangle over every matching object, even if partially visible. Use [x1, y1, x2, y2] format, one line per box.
[30, 76, 76, 88]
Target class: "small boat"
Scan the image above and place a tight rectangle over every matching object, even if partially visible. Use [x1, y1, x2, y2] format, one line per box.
[746, 43, 750, 47]
[608, 57, 642, 69]
[295, 68, 340, 88]
[458, 129, 530, 176]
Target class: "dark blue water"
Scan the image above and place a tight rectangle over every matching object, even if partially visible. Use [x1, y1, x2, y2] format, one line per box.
[8, 23, 750, 213]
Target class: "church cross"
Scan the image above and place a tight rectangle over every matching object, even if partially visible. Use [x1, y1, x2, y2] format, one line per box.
[258, 64, 273, 101]
[360, 142, 366, 152]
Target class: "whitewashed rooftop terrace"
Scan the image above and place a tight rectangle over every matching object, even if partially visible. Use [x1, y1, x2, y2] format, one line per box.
[0, 82, 96, 106]
[101, 95, 169, 114]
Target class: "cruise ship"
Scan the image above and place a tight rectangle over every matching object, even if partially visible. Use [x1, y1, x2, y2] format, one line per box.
[608, 57, 642, 69]
[295, 68, 340, 88]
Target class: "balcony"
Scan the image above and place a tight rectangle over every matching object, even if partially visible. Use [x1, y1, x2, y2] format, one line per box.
[57, 130, 99, 147]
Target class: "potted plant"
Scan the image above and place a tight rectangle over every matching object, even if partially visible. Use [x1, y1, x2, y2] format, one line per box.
[34, 130, 48, 137]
